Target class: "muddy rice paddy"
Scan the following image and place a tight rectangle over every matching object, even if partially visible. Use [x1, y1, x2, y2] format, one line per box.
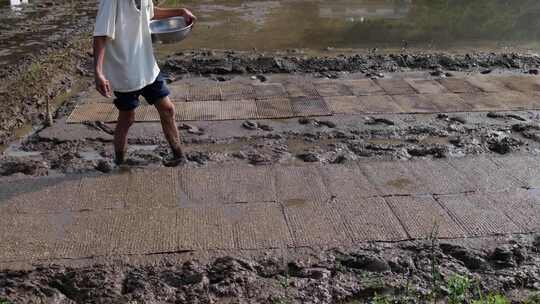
[2, 1, 540, 303]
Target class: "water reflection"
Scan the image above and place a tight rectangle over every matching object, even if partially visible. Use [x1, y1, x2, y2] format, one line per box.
[160, 0, 540, 52]
[319, 0, 411, 22]
[2, 0, 540, 67]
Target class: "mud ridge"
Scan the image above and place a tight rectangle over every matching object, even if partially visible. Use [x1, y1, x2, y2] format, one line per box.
[162, 50, 540, 78]
[1, 236, 539, 303]
[2, 109, 538, 176]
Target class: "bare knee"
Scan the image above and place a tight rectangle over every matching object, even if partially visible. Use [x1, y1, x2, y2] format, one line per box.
[117, 111, 135, 130]
[157, 99, 176, 119]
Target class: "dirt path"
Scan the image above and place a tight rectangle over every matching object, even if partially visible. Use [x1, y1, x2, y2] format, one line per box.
[4, 71, 540, 176]
[1, 155, 540, 303]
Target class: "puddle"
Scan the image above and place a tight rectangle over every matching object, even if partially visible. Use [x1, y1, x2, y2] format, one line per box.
[3, 0, 540, 67]
[287, 138, 338, 154]
[159, 0, 540, 53]
[283, 198, 308, 207]
[0, 123, 34, 154]
[387, 177, 413, 189]
[367, 138, 405, 146]
[2, 149, 41, 158]
[421, 137, 451, 145]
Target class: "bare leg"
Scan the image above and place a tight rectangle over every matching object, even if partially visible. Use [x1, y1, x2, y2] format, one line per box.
[155, 97, 184, 159]
[113, 110, 135, 165]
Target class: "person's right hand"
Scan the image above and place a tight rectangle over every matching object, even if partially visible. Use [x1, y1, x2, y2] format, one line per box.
[95, 74, 112, 98]
[180, 8, 197, 26]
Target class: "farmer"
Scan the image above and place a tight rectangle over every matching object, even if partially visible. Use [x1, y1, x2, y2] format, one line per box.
[93, 0, 196, 166]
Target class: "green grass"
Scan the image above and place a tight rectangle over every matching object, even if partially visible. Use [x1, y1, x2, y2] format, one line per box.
[471, 294, 510, 304]
[274, 274, 291, 304]
[447, 274, 471, 304]
[356, 221, 531, 304]
[25, 61, 44, 83]
[365, 287, 520, 304]
[278, 274, 290, 289]
[363, 273, 538, 304]
[372, 294, 391, 304]
[428, 220, 441, 303]
[335, 260, 346, 273]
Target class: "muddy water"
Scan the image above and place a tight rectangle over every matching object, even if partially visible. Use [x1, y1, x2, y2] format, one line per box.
[3, 0, 540, 67]
[159, 0, 540, 53]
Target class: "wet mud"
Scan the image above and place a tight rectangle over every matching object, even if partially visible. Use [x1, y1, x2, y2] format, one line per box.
[2, 103, 540, 177]
[2, 2, 540, 302]
[162, 50, 540, 78]
[0, 0, 96, 146]
[1, 235, 539, 303]
[0, 1, 96, 67]
[3, 0, 540, 155]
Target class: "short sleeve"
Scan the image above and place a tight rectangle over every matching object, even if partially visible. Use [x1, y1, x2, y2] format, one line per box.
[148, 0, 154, 20]
[93, 0, 117, 39]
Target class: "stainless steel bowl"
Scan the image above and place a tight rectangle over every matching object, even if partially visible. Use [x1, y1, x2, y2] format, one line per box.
[150, 16, 193, 44]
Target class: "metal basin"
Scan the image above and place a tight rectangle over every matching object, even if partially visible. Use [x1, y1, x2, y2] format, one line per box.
[150, 17, 193, 44]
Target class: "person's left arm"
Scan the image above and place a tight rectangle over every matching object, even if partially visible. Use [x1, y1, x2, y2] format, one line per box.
[153, 7, 197, 24]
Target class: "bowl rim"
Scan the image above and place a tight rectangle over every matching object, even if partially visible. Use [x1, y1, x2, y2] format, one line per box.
[150, 16, 193, 34]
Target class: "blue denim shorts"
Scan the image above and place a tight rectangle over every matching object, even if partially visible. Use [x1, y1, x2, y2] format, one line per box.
[113, 73, 170, 111]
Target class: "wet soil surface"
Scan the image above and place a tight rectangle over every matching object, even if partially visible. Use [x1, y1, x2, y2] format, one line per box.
[3, 49, 539, 159]
[0, 0, 96, 146]
[2, 3, 540, 302]
[2, 0, 540, 147]
[161, 50, 540, 78]
[1, 235, 539, 303]
[3, 82, 540, 176]
[0, 1, 96, 67]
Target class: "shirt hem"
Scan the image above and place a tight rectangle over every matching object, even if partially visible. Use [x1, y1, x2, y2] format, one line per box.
[93, 32, 115, 39]
[111, 70, 161, 93]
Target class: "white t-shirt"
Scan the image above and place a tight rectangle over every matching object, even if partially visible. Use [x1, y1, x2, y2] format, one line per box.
[94, 0, 160, 92]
